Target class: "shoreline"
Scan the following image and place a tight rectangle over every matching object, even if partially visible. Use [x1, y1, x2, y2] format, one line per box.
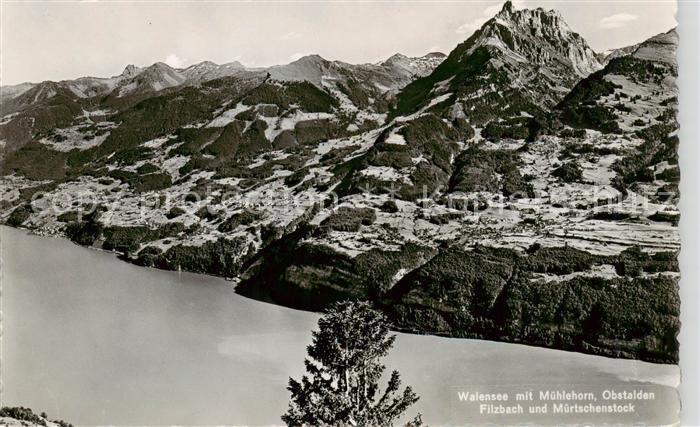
[0, 224, 680, 367]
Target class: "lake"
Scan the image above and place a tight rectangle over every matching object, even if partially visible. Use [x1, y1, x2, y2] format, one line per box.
[0, 226, 679, 426]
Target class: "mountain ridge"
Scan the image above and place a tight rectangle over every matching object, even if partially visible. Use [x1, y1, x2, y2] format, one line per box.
[0, 52, 445, 106]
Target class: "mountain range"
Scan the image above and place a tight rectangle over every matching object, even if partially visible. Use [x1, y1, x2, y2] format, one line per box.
[0, 52, 444, 116]
[0, 1, 680, 364]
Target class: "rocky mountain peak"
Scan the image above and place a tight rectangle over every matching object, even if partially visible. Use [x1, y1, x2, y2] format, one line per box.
[383, 52, 445, 65]
[394, 2, 604, 117]
[113, 61, 185, 96]
[293, 54, 327, 66]
[223, 61, 245, 69]
[501, 0, 514, 14]
[190, 60, 218, 69]
[381, 52, 445, 71]
[149, 62, 175, 71]
[467, 2, 602, 78]
[121, 64, 140, 77]
[383, 53, 409, 64]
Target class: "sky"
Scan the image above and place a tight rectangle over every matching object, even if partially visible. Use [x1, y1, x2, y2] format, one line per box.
[0, 0, 677, 86]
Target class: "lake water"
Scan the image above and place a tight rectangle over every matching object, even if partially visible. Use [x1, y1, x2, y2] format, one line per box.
[0, 226, 679, 426]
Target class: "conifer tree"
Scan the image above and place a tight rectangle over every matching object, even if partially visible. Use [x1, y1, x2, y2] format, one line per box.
[282, 301, 420, 426]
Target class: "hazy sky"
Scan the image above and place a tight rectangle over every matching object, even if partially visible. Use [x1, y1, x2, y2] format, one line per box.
[0, 0, 677, 86]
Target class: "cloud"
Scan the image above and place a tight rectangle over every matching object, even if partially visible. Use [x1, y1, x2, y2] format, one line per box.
[600, 13, 638, 29]
[164, 53, 187, 68]
[456, 1, 526, 35]
[280, 31, 303, 40]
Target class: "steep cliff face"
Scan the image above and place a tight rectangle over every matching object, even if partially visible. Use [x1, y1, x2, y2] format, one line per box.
[465, 1, 601, 77]
[394, 0, 602, 120]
